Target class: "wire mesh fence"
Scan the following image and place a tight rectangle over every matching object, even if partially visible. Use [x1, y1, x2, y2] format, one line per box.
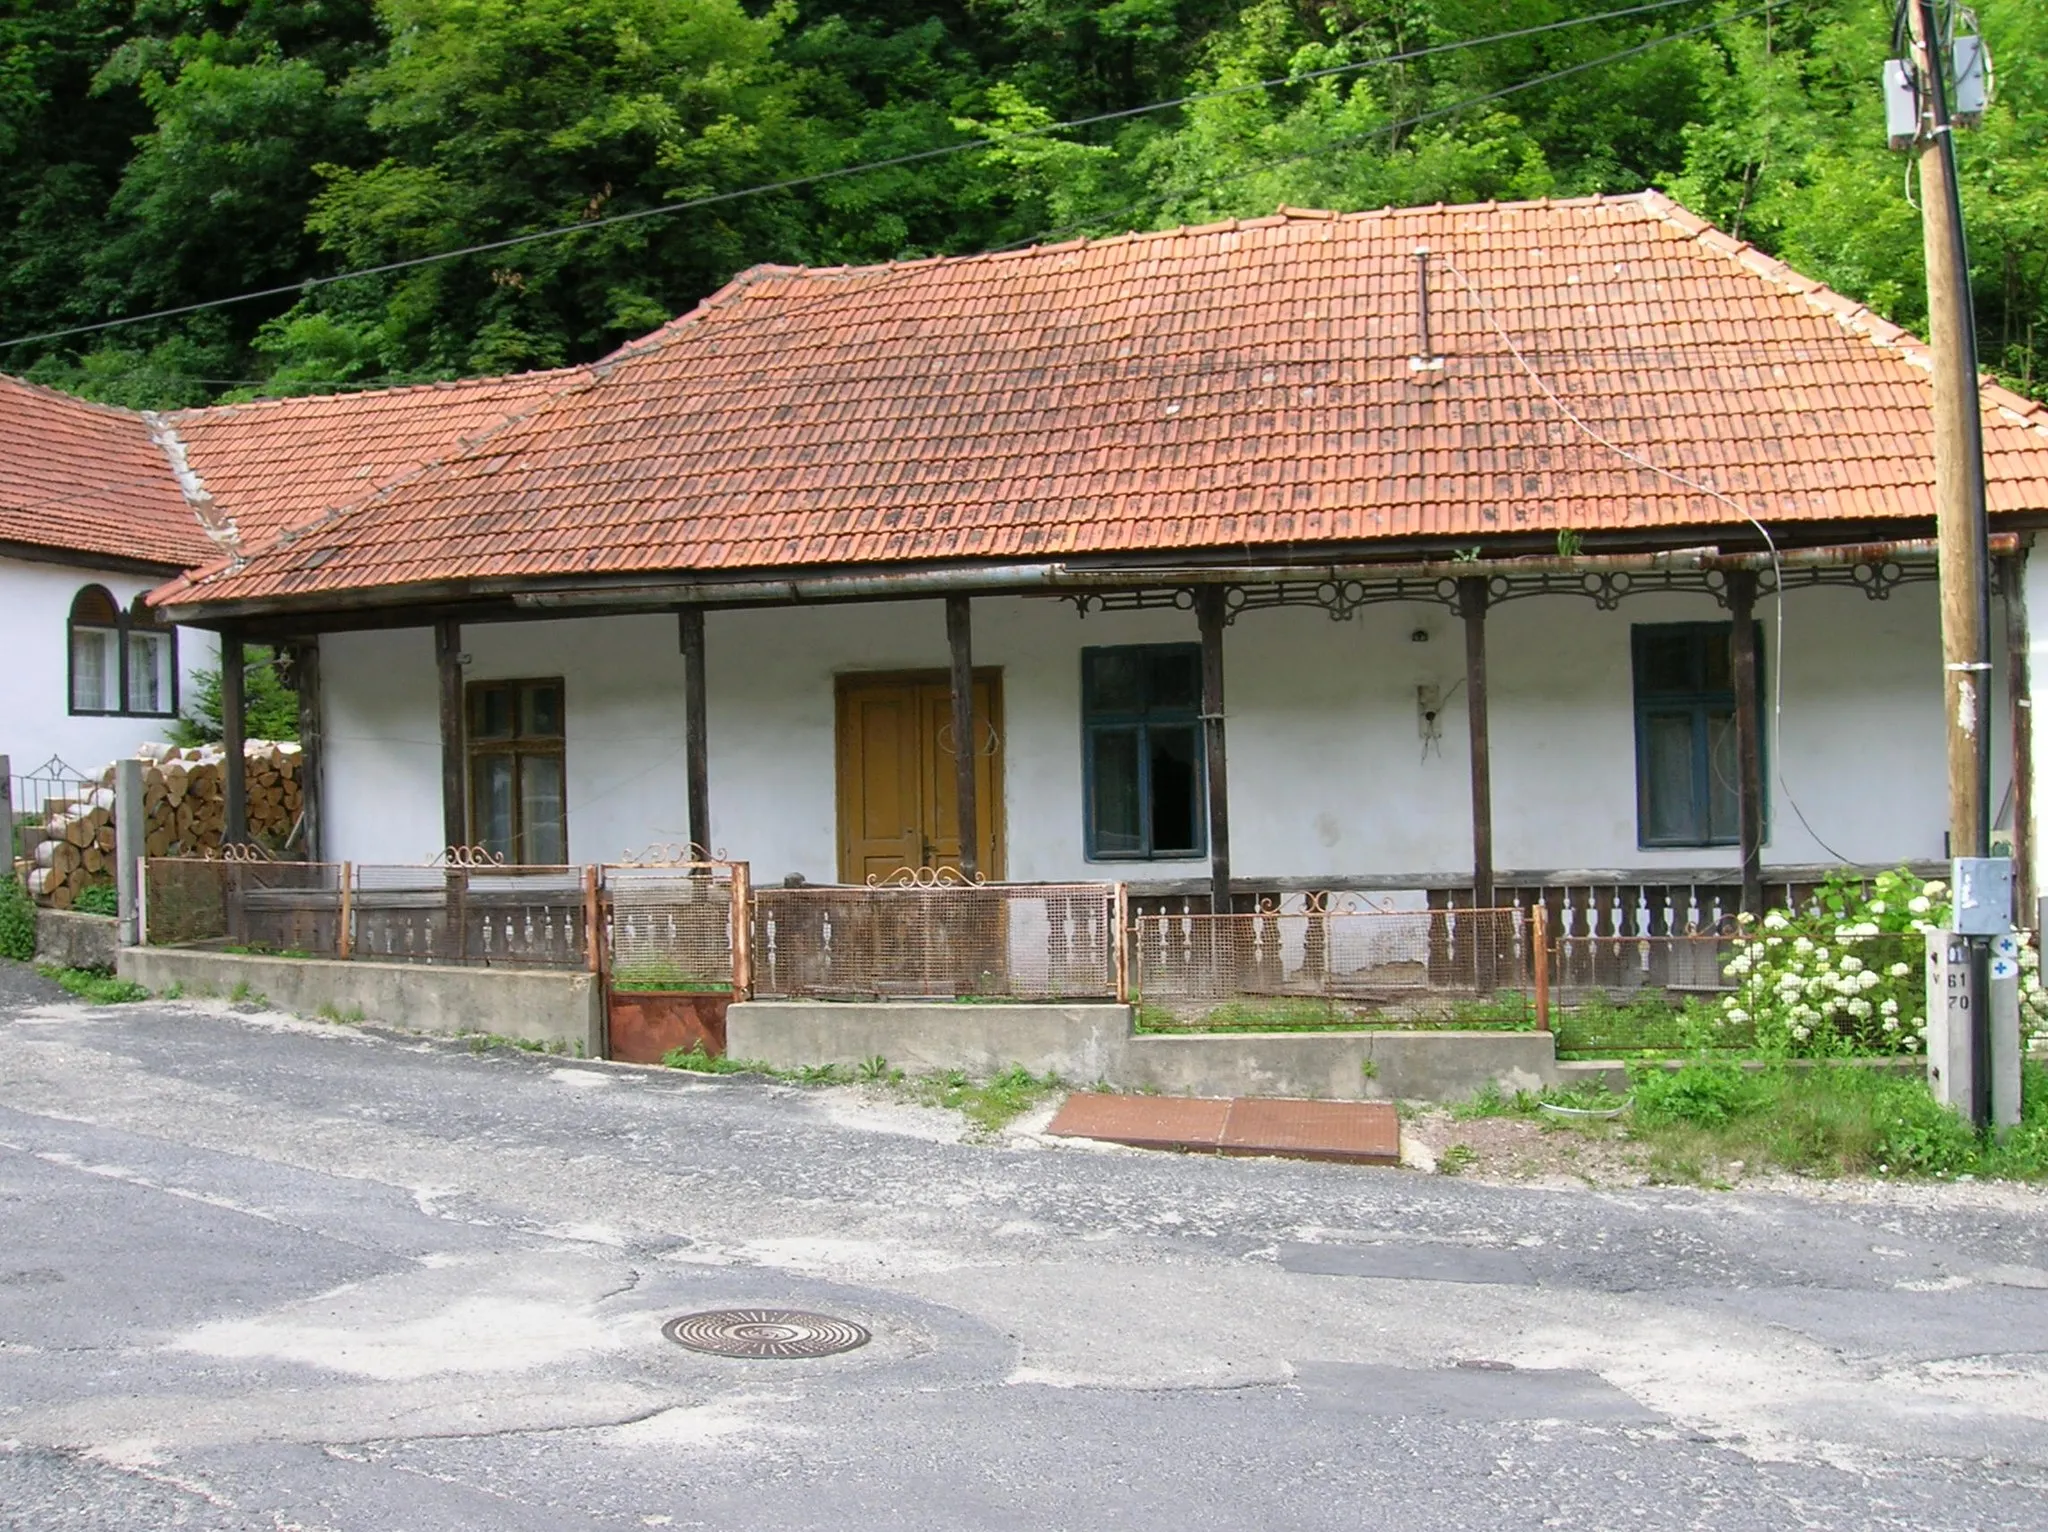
[750, 879, 1121, 1001]
[143, 856, 594, 969]
[352, 863, 592, 968]
[8, 756, 113, 908]
[1131, 902, 1543, 1029]
[602, 862, 744, 992]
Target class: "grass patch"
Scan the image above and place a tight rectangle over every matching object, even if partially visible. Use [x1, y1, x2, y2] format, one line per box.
[1454, 1058, 2048, 1182]
[72, 883, 118, 916]
[316, 1001, 366, 1024]
[1135, 990, 1543, 1033]
[610, 962, 732, 994]
[0, 876, 35, 962]
[36, 964, 149, 1004]
[224, 944, 316, 959]
[661, 1043, 771, 1074]
[1552, 991, 1730, 1058]
[227, 979, 268, 1007]
[1443, 990, 1541, 1030]
[466, 1031, 572, 1056]
[1438, 1142, 1477, 1175]
[1136, 996, 1372, 1032]
[905, 1065, 1064, 1134]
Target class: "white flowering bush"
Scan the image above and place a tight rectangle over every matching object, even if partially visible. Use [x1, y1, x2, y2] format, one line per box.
[1721, 868, 2048, 1058]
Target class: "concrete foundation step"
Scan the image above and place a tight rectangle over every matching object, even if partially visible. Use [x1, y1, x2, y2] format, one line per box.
[1046, 1092, 1399, 1165]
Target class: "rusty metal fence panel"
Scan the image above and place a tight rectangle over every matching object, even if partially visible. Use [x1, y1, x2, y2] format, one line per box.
[751, 878, 1120, 1000]
[602, 861, 743, 992]
[352, 861, 592, 968]
[1133, 901, 1538, 1028]
[142, 855, 345, 954]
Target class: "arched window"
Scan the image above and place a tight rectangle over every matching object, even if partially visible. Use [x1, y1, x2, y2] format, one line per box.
[126, 595, 175, 718]
[68, 586, 120, 714]
[67, 585, 178, 718]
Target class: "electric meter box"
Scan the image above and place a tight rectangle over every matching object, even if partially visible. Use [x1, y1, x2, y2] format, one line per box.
[1951, 856, 2013, 936]
[1884, 58, 1919, 149]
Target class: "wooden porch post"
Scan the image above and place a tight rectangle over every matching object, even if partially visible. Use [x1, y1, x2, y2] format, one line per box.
[1458, 578, 1492, 911]
[1459, 578, 1495, 990]
[434, 619, 466, 853]
[679, 607, 711, 857]
[946, 595, 978, 880]
[1196, 588, 1231, 916]
[293, 638, 323, 861]
[220, 624, 248, 845]
[1727, 572, 1765, 918]
[2003, 552, 2034, 922]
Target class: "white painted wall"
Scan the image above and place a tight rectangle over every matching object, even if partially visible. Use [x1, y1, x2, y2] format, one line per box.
[315, 581, 1968, 883]
[0, 554, 215, 779]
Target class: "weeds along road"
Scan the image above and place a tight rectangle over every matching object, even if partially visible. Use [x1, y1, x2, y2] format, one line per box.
[3, 966, 2047, 1531]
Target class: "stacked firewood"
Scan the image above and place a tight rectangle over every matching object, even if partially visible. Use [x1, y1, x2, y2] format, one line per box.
[18, 741, 303, 907]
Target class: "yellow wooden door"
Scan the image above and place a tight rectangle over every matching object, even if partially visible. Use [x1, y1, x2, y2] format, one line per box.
[837, 672, 1003, 882]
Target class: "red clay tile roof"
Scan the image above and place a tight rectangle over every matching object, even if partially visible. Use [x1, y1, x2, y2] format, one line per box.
[0, 374, 209, 568]
[167, 370, 584, 549]
[161, 191, 2048, 610]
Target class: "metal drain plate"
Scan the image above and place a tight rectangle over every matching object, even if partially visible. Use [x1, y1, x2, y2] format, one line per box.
[662, 1308, 871, 1359]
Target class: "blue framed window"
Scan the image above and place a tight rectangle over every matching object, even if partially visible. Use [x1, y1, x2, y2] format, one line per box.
[1632, 623, 1763, 848]
[1083, 645, 1206, 860]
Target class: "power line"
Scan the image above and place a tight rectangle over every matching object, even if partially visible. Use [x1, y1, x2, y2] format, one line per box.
[2, 0, 1754, 352]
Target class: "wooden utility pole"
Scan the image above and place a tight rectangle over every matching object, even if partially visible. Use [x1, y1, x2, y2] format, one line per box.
[1909, 0, 1993, 860]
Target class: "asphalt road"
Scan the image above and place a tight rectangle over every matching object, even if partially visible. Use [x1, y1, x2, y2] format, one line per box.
[3, 965, 2046, 1530]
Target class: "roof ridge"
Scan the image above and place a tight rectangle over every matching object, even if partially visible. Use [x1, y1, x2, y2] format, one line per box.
[1630, 188, 2048, 436]
[159, 361, 613, 601]
[169, 365, 589, 422]
[0, 370, 152, 423]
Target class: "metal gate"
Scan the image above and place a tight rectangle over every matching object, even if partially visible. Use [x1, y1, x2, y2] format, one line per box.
[599, 849, 749, 1062]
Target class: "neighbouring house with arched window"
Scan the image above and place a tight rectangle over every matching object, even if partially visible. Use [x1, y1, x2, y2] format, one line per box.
[0, 367, 572, 787]
[0, 378, 217, 772]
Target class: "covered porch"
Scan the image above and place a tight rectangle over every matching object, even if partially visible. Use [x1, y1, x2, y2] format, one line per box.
[257, 537, 2023, 919]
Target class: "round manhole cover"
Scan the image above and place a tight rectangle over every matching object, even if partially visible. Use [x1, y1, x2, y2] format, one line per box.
[662, 1309, 871, 1359]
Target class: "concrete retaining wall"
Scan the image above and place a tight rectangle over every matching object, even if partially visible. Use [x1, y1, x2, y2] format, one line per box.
[36, 910, 117, 971]
[729, 1001, 1133, 1083]
[727, 1000, 1561, 1101]
[117, 948, 603, 1057]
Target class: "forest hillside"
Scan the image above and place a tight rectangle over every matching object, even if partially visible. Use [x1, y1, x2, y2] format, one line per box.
[2, 0, 2040, 407]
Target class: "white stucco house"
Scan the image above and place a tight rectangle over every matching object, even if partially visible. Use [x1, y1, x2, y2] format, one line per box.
[0, 368, 574, 817]
[16, 192, 2048, 935]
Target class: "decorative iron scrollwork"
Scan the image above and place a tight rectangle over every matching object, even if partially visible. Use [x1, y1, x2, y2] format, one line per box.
[435, 845, 507, 868]
[867, 865, 986, 888]
[614, 841, 728, 866]
[207, 841, 276, 862]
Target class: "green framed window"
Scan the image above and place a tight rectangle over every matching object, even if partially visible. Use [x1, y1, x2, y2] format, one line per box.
[1632, 623, 1764, 848]
[1082, 645, 1205, 860]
